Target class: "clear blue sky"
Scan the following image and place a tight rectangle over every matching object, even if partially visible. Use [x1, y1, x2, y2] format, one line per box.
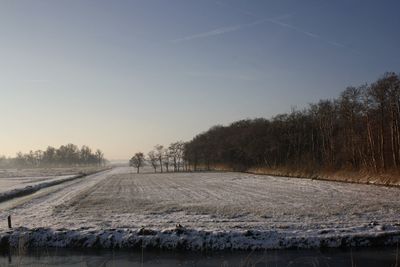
[1, 0, 399, 160]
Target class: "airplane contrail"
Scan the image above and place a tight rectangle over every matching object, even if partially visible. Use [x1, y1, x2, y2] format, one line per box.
[170, 19, 268, 43]
[219, 1, 358, 53]
[265, 18, 351, 50]
[172, 1, 357, 53]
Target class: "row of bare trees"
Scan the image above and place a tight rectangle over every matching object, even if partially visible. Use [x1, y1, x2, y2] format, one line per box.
[0, 144, 106, 168]
[184, 72, 400, 173]
[129, 141, 186, 173]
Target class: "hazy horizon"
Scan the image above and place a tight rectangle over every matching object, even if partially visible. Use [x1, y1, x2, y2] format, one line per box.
[1, 0, 400, 160]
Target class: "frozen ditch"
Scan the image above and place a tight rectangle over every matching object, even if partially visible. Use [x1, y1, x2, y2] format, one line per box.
[0, 167, 399, 250]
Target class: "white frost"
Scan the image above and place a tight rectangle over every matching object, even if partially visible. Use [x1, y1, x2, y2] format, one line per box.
[0, 167, 399, 250]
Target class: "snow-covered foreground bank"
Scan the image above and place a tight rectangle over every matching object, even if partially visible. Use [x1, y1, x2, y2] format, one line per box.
[0, 167, 399, 250]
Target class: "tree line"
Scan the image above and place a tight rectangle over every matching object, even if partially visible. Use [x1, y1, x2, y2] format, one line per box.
[129, 141, 186, 173]
[184, 72, 400, 173]
[0, 143, 106, 168]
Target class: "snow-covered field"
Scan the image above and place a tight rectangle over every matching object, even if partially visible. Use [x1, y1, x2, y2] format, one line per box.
[0, 167, 399, 250]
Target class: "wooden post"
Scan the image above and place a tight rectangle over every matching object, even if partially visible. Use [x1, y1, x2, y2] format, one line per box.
[7, 215, 11, 229]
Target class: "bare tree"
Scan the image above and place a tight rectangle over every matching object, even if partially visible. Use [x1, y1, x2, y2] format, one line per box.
[129, 152, 145, 173]
[168, 141, 185, 172]
[147, 150, 159, 172]
[155, 144, 164, 173]
[162, 150, 171, 172]
[95, 149, 104, 166]
[43, 146, 56, 166]
[339, 87, 363, 168]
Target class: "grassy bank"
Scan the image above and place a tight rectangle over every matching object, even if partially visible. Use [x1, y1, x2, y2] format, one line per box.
[204, 164, 400, 187]
[247, 167, 400, 187]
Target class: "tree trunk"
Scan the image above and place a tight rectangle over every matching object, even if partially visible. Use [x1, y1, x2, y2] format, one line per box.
[366, 113, 378, 172]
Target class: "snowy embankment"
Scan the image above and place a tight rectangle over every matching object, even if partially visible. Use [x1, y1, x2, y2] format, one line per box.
[0, 175, 82, 203]
[0, 166, 108, 179]
[0, 168, 110, 203]
[1, 224, 400, 251]
[0, 168, 399, 251]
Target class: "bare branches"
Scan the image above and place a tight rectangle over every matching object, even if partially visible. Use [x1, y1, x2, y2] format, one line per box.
[184, 72, 400, 173]
[127, 73, 400, 175]
[129, 152, 145, 173]
[155, 145, 164, 173]
[129, 142, 186, 174]
[147, 150, 159, 172]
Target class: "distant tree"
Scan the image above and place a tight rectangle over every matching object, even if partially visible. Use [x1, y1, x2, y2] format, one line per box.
[155, 144, 164, 173]
[338, 87, 363, 168]
[57, 144, 79, 166]
[80, 146, 92, 165]
[168, 141, 185, 172]
[129, 152, 145, 173]
[168, 142, 178, 172]
[162, 150, 171, 172]
[34, 150, 43, 167]
[147, 150, 159, 172]
[43, 146, 56, 166]
[0, 155, 8, 168]
[15, 152, 26, 167]
[3, 144, 107, 168]
[95, 149, 104, 166]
